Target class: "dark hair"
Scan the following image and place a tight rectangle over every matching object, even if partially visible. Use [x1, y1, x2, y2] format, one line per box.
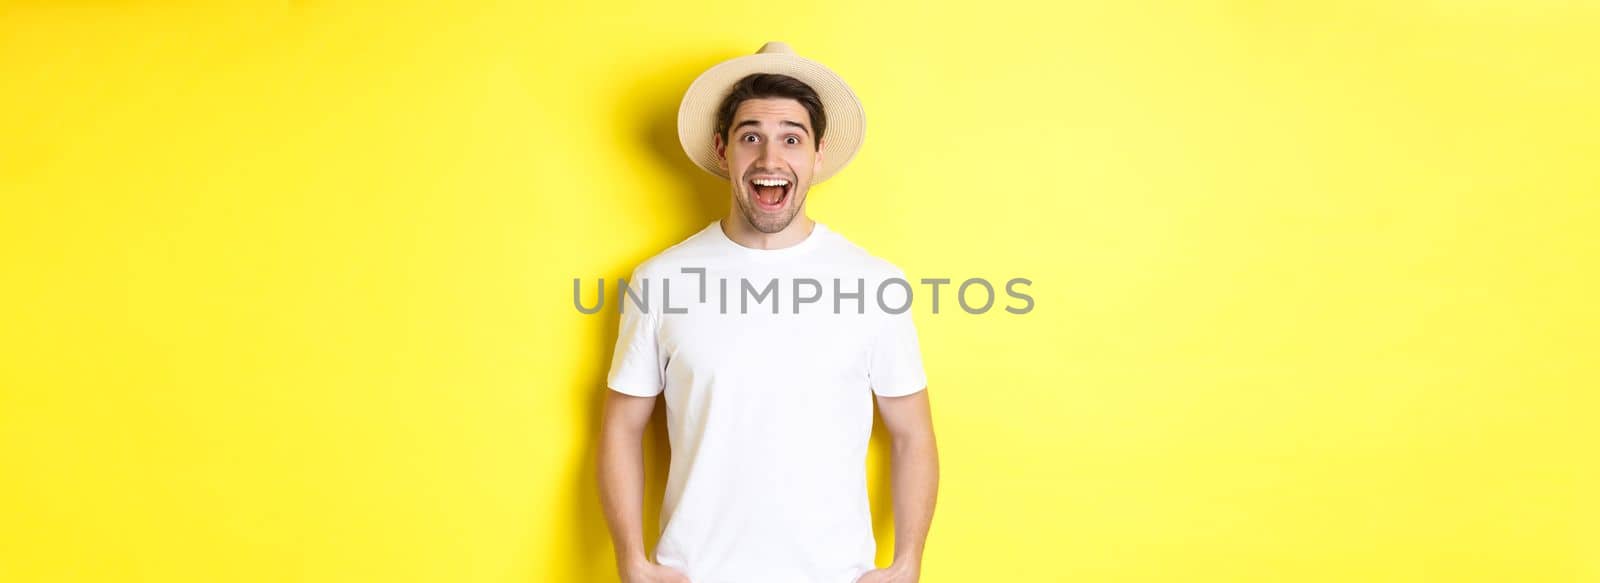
[714, 73, 826, 151]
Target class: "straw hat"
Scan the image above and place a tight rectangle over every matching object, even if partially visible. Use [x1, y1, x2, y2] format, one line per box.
[676, 41, 865, 183]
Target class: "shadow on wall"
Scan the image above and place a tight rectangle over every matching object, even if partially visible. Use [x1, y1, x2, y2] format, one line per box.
[556, 46, 900, 580]
[626, 46, 740, 226]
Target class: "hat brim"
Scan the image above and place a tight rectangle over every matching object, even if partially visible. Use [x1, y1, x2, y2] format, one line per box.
[677, 52, 864, 184]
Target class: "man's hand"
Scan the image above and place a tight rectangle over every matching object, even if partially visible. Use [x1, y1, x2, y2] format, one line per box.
[619, 558, 692, 583]
[855, 561, 920, 583]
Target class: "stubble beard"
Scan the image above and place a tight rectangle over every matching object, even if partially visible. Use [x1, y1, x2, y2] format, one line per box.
[734, 186, 805, 234]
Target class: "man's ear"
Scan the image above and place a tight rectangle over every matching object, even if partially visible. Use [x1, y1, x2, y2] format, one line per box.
[713, 133, 728, 172]
[813, 138, 825, 175]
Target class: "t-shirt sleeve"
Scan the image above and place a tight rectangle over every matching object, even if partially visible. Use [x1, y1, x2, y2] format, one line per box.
[605, 270, 665, 397]
[868, 277, 929, 397]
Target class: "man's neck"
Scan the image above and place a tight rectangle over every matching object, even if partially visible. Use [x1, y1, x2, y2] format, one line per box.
[719, 213, 816, 250]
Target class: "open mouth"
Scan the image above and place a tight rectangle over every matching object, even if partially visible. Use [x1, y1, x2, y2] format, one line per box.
[748, 176, 792, 211]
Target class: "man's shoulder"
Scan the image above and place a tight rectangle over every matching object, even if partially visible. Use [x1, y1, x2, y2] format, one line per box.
[819, 224, 910, 280]
[624, 222, 721, 280]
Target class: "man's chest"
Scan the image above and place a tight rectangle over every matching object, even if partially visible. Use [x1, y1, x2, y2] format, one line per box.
[657, 311, 882, 391]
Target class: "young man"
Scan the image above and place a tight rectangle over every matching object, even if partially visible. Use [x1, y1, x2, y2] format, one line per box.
[597, 42, 938, 583]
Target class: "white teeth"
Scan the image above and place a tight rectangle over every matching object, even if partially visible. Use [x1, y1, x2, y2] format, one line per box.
[752, 178, 789, 187]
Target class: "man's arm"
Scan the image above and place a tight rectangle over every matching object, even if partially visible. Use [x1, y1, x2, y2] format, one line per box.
[874, 387, 939, 578]
[597, 390, 686, 582]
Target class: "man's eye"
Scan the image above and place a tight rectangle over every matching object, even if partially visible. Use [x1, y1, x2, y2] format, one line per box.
[785, 136, 799, 145]
[742, 134, 758, 143]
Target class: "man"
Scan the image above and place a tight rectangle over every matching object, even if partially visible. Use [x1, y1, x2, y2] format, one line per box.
[597, 42, 938, 583]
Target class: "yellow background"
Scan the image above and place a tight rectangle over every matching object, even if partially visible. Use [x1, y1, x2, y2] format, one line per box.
[2, 1, 1596, 581]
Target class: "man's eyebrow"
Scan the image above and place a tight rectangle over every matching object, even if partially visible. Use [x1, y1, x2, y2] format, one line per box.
[779, 120, 811, 136]
[732, 119, 811, 136]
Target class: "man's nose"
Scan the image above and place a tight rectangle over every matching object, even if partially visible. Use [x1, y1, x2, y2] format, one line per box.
[758, 141, 783, 166]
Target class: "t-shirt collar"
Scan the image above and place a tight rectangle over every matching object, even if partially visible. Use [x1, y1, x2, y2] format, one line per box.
[708, 219, 828, 261]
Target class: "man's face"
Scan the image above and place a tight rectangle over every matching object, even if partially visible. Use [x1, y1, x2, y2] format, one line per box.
[715, 98, 824, 234]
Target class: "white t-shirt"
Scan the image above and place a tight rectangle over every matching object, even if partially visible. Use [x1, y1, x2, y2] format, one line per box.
[606, 220, 928, 583]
